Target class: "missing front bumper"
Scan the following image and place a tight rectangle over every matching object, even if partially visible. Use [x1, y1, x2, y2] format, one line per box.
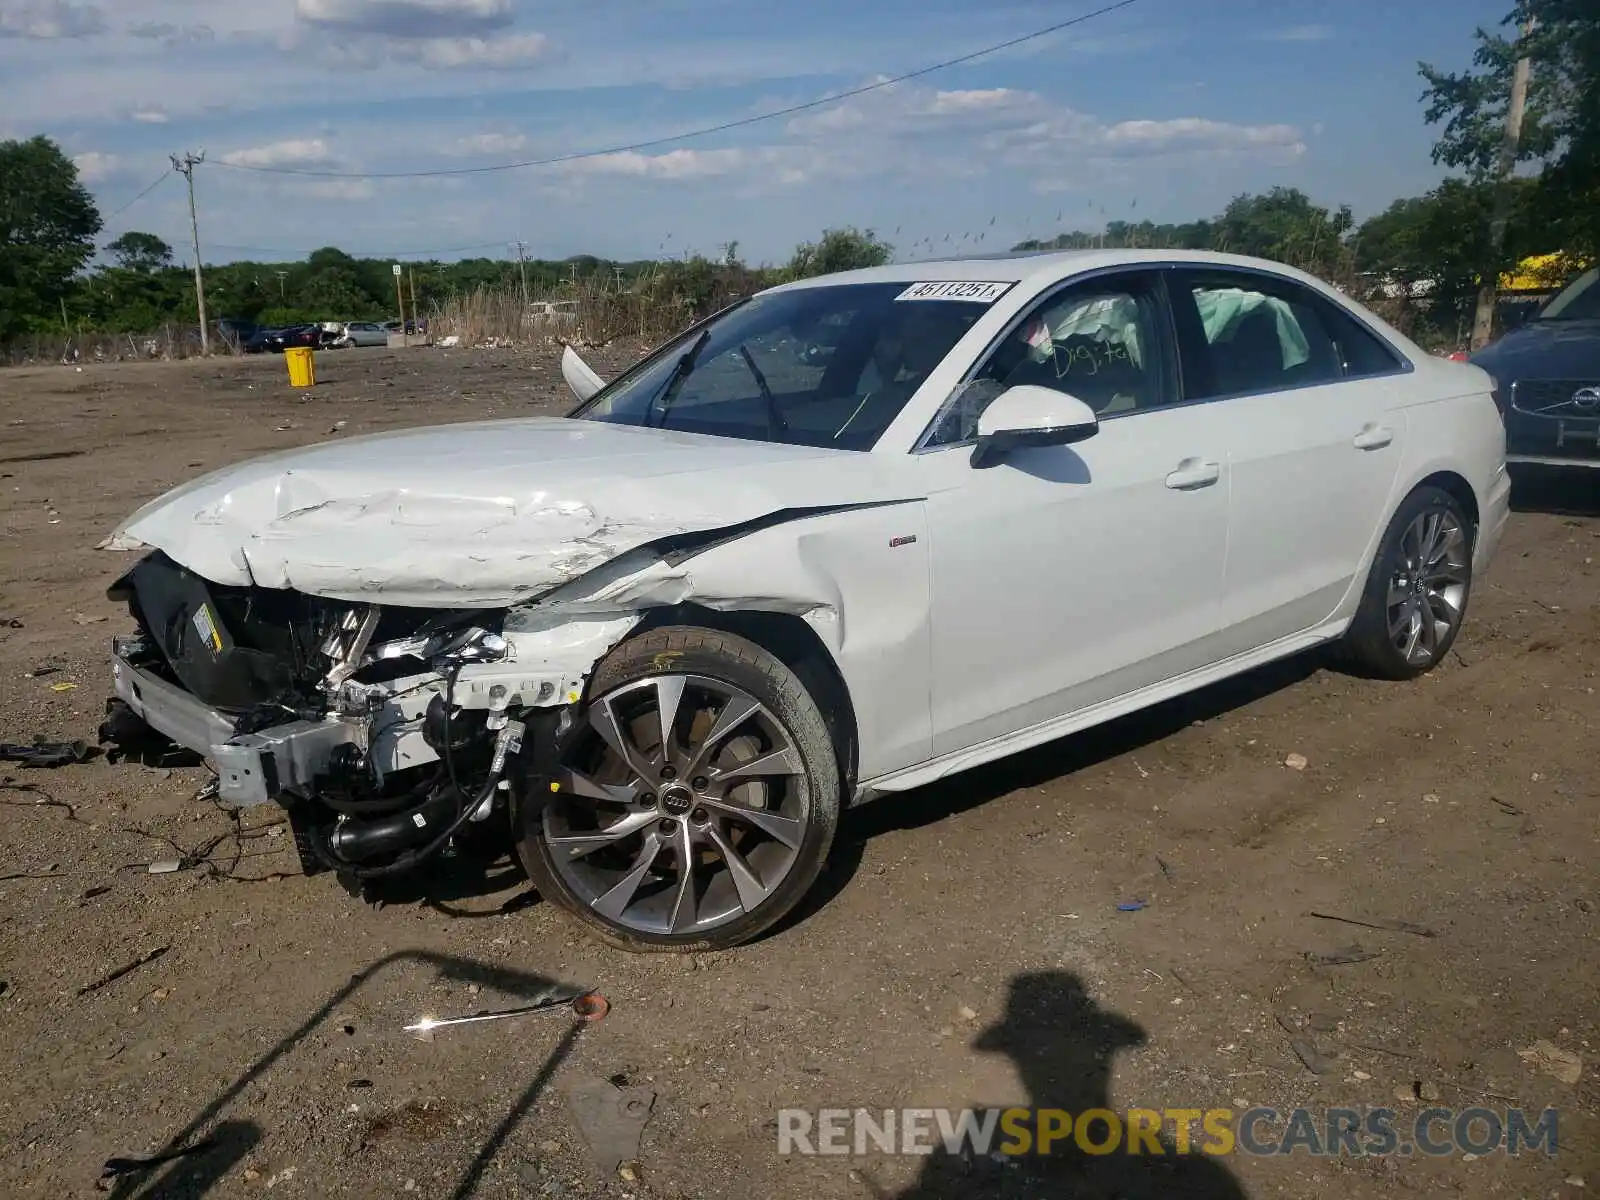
[111, 637, 363, 806]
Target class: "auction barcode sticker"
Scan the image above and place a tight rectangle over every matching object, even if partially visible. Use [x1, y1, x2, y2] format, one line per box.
[894, 281, 1013, 303]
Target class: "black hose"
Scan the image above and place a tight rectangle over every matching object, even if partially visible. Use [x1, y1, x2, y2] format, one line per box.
[329, 666, 504, 880]
[332, 769, 502, 879]
[440, 663, 466, 813]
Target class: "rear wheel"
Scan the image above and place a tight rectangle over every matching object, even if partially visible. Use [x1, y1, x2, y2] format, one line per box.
[516, 626, 841, 952]
[1339, 485, 1474, 679]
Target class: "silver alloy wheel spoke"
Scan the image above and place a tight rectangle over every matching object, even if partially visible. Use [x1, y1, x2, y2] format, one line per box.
[1426, 590, 1461, 628]
[654, 675, 687, 767]
[1401, 606, 1423, 662]
[548, 809, 659, 861]
[548, 672, 811, 936]
[565, 767, 639, 806]
[702, 821, 771, 913]
[591, 831, 665, 919]
[682, 694, 762, 777]
[589, 693, 661, 785]
[666, 820, 698, 932]
[698, 796, 804, 848]
[711, 745, 803, 782]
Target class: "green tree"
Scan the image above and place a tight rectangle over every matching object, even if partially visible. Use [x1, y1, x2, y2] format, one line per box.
[1213, 187, 1354, 277]
[105, 231, 173, 273]
[1013, 190, 1352, 277]
[783, 227, 893, 280]
[1420, 0, 1600, 261]
[1354, 177, 1552, 342]
[0, 135, 103, 338]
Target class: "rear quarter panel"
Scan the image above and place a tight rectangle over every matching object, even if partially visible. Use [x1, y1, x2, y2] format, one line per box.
[1398, 358, 1508, 516]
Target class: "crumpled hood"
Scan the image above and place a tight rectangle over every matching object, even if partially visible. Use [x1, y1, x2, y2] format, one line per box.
[108, 416, 922, 607]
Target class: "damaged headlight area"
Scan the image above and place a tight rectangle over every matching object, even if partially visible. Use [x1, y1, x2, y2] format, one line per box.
[101, 550, 617, 882]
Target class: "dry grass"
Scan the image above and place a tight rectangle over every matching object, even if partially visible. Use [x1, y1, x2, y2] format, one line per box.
[0, 323, 250, 366]
[426, 260, 770, 349]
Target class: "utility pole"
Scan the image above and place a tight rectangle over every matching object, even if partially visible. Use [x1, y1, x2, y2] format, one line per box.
[512, 240, 530, 310]
[1472, 15, 1536, 351]
[274, 269, 287, 298]
[171, 151, 210, 355]
[392, 263, 406, 336]
[408, 266, 418, 327]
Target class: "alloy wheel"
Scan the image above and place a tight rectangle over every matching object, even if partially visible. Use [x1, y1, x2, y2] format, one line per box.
[544, 674, 813, 937]
[1385, 507, 1470, 667]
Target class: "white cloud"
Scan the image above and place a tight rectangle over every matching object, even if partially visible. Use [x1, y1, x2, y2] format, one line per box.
[72, 150, 118, 181]
[782, 82, 1306, 182]
[544, 81, 1306, 205]
[1096, 117, 1306, 158]
[127, 20, 216, 45]
[0, 0, 105, 38]
[220, 138, 341, 169]
[562, 148, 762, 181]
[452, 131, 528, 155]
[788, 82, 1045, 138]
[392, 32, 549, 69]
[1254, 24, 1334, 42]
[128, 107, 169, 124]
[294, 0, 511, 37]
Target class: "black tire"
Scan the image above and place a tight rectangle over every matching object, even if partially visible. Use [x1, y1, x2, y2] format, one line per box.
[516, 626, 842, 952]
[1339, 484, 1475, 680]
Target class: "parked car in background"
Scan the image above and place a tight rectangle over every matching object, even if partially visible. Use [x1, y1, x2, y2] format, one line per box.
[1471, 266, 1600, 470]
[243, 325, 320, 354]
[527, 300, 579, 325]
[98, 249, 1508, 952]
[334, 321, 390, 348]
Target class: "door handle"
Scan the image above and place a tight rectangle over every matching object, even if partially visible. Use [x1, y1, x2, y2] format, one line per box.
[1353, 423, 1394, 450]
[1165, 458, 1220, 490]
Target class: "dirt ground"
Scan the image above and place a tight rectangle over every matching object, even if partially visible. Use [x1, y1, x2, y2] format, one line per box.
[0, 346, 1595, 1200]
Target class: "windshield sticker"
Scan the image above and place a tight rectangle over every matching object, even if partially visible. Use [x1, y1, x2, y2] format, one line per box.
[895, 281, 1013, 304]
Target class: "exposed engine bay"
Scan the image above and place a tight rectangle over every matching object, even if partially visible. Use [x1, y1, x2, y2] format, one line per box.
[102, 548, 636, 885]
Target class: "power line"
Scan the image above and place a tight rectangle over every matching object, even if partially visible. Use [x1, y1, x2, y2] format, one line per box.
[209, 0, 1140, 181]
[102, 167, 173, 222]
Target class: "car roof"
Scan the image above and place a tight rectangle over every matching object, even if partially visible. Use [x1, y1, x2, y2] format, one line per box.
[764, 247, 1345, 293]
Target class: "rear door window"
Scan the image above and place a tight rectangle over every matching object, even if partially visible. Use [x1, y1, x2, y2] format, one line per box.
[1173, 269, 1404, 400]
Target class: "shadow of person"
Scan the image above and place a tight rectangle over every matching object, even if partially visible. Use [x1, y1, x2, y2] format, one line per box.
[104, 951, 581, 1200]
[894, 971, 1248, 1199]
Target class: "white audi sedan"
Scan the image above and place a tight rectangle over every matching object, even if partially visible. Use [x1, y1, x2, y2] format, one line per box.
[100, 249, 1509, 951]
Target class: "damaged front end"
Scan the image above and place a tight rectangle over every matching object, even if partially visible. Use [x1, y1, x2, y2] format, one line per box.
[103, 549, 634, 881]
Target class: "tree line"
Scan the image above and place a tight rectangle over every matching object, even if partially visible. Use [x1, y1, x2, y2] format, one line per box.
[1, 0, 1593, 352]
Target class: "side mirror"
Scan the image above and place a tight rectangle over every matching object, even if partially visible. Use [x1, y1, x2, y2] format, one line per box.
[561, 343, 606, 402]
[970, 384, 1099, 469]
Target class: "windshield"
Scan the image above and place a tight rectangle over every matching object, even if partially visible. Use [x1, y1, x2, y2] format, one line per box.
[570, 281, 999, 450]
[1536, 267, 1600, 321]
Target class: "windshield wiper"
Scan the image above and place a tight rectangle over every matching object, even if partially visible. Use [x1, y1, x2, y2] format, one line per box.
[738, 343, 789, 439]
[649, 329, 713, 429]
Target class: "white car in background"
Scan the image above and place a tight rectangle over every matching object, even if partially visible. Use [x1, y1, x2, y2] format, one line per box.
[99, 249, 1509, 952]
[333, 321, 390, 348]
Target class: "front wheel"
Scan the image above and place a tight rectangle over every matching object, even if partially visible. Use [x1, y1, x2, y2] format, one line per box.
[1338, 484, 1474, 679]
[516, 626, 842, 952]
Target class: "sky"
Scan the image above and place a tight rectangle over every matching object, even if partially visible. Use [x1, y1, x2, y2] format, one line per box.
[0, 0, 1515, 267]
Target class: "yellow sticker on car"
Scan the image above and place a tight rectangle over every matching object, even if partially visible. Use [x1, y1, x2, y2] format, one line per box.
[192, 604, 222, 655]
